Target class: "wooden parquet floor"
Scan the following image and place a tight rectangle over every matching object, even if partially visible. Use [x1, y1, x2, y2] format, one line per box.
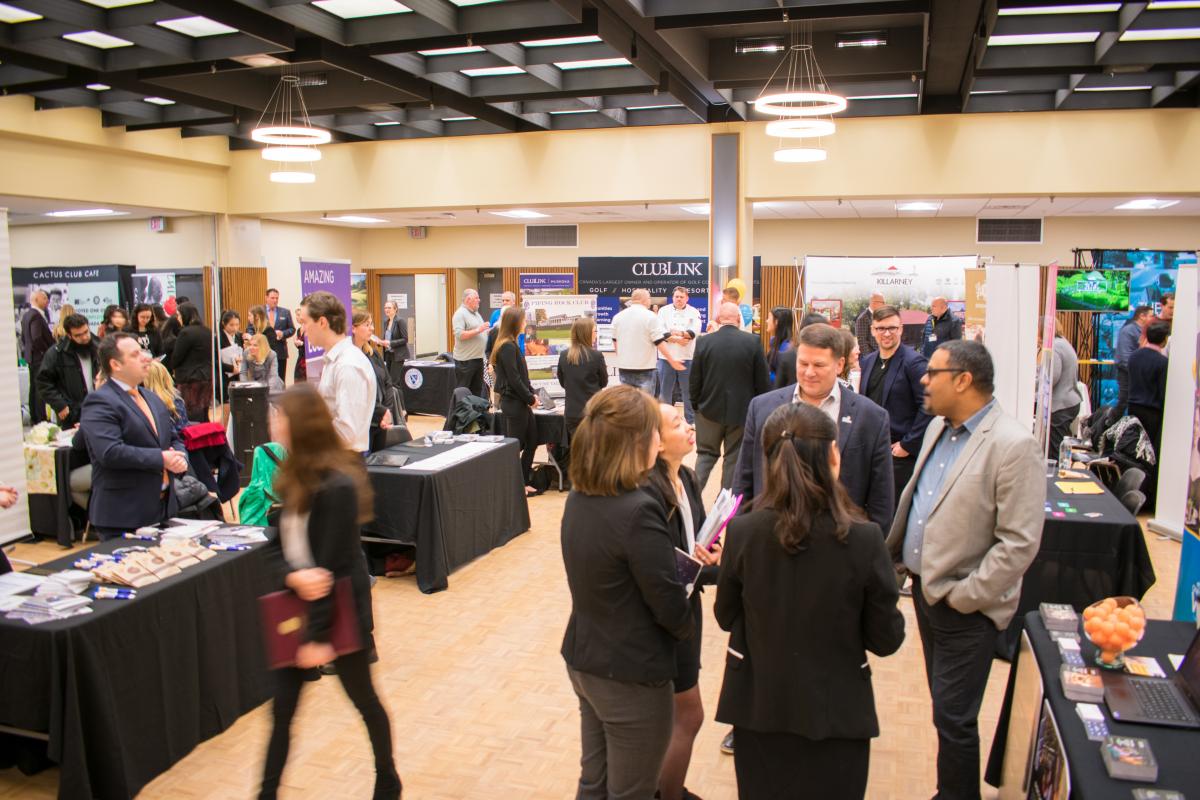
[0, 415, 1184, 799]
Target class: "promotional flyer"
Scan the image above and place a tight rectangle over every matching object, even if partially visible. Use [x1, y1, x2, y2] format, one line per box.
[520, 294, 597, 393]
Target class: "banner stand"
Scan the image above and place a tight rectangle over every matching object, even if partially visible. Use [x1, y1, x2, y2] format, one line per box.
[1152, 260, 1198, 543]
[984, 263, 1041, 431]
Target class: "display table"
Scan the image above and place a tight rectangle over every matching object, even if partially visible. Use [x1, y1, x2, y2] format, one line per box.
[399, 360, 457, 416]
[986, 614, 1200, 798]
[24, 442, 79, 548]
[362, 439, 530, 593]
[999, 474, 1155, 657]
[0, 532, 273, 800]
[533, 408, 568, 490]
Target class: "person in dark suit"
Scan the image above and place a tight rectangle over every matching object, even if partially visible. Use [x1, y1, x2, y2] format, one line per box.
[168, 302, 214, 422]
[1128, 320, 1170, 459]
[689, 302, 771, 492]
[37, 313, 99, 429]
[556, 315, 608, 474]
[715, 402, 904, 799]
[491, 306, 540, 495]
[642, 403, 720, 800]
[259, 384, 400, 800]
[79, 333, 189, 540]
[561, 385, 693, 800]
[21, 289, 56, 423]
[734, 323, 895, 533]
[379, 300, 409, 372]
[858, 305, 933, 503]
[264, 288, 295, 383]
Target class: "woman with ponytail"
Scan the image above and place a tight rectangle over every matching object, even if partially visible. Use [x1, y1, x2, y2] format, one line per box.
[713, 401, 904, 799]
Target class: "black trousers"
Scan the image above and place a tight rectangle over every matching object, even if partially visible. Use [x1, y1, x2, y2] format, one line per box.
[27, 360, 45, 423]
[1128, 402, 1163, 459]
[260, 648, 399, 800]
[732, 727, 869, 800]
[501, 398, 537, 485]
[892, 454, 916, 510]
[272, 344, 288, 381]
[454, 357, 485, 399]
[1048, 404, 1080, 462]
[912, 576, 997, 800]
[1115, 365, 1130, 415]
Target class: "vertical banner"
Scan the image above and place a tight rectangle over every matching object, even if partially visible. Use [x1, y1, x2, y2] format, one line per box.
[299, 258, 352, 381]
[1174, 258, 1200, 623]
[520, 294, 597, 393]
[519, 273, 574, 296]
[132, 272, 175, 309]
[577, 257, 709, 351]
[964, 267, 987, 341]
[350, 272, 368, 315]
[1034, 262, 1059, 457]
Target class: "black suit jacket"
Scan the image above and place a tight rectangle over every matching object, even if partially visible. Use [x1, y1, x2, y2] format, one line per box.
[80, 380, 186, 530]
[36, 338, 100, 427]
[493, 341, 534, 409]
[733, 385, 895, 532]
[689, 325, 771, 427]
[169, 324, 214, 383]
[714, 509, 904, 739]
[266, 306, 294, 363]
[773, 353, 796, 390]
[382, 316, 408, 365]
[560, 487, 694, 683]
[858, 344, 933, 454]
[556, 348, 608, 421]
[265, 472, 374, 646]
[20, 308, 54, 367]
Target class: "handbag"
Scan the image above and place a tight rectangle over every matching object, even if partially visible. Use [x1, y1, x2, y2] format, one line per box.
[258, 577, 362, 669]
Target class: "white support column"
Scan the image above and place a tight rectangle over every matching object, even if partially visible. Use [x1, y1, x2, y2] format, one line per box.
[985, 263, 1041, 430]
[0, 208, 34, 544]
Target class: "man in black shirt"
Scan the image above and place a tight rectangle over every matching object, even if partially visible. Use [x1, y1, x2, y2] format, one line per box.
[20, 289, 55, 423]
[36, 314, 99, 429]
[1127, 320, 1170, 459]
[858, 305, 933, 504]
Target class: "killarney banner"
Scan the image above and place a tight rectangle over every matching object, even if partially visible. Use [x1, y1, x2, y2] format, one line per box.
[12, 265, 134, 327]
[299, 258, 352, 381]
[578, 257, 709, 351]
[519, 272, 575, 296]
[804, 255, 975, 321]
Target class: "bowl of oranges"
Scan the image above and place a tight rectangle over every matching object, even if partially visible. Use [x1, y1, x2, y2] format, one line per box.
[1082, 596, 1146, 669]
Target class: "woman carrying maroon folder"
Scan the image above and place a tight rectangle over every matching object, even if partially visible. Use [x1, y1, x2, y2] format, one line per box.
[258, 384, 401, 800]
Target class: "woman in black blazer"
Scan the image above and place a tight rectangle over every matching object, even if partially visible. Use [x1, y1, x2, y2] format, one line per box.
[642, 403, 721, 800]
[714, 401, 904, 800]
[561, 385, 693, 800]
[490, 305, 540, 495]
[380, 300, 408, 369]
[168, 302, 214, 422]
[555, 315, 608, 436]
[260, 384, 400, 800]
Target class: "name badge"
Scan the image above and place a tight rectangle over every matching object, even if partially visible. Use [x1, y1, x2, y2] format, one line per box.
[928, 334, 937, 342]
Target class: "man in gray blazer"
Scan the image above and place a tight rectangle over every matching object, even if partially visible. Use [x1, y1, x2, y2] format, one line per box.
[886, 340, 1044, 800]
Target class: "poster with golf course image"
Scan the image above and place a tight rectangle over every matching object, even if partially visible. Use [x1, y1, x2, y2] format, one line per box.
[520, 294, 596, 392]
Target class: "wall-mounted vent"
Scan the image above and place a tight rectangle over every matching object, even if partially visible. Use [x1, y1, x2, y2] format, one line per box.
[526, 224, 578, 248]
[977, 217, 1042, 244]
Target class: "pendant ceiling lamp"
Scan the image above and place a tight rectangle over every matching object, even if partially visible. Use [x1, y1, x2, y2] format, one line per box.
[752, 26, 844, 164]
[252, 73, 328, 184]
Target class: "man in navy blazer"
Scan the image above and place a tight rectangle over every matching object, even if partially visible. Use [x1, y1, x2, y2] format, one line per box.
[733, 323, 894, 532]
[80, 333, 189, 540]
[265, 288, 295, 382]
[858, 305, 933, 503]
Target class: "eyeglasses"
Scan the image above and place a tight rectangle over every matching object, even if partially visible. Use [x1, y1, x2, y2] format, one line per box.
[872, 325, 902, 333]
[925, 368, 966, 377]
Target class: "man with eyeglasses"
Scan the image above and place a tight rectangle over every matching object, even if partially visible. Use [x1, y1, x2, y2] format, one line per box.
[885, 340, 1044, 800]
[858, 305, 933, 506]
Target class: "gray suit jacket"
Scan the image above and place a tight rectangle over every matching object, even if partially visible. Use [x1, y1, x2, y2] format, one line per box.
[885, 402, 1046, 629]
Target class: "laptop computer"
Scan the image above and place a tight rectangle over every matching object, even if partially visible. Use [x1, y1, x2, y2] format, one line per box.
[1103, 627, 1200, 729]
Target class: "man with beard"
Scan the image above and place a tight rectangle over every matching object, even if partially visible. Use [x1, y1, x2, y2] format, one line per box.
[37, 313, 100, 428]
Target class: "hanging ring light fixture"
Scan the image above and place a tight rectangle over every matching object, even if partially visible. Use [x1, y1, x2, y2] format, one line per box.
[752, 29, 844, 164]
[251, 73, 327, 183]
[764, 119, 836, 138]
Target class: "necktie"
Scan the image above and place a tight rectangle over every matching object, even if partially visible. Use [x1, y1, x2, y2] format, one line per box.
[129, 388, 168, 487]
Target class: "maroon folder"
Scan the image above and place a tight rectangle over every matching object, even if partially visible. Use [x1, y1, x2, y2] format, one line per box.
[258, 577, 362, 669]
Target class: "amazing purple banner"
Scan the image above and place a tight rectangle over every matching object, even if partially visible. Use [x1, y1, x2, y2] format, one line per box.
[299, 258, 352, 381]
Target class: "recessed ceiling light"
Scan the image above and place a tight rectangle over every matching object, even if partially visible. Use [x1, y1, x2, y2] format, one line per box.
[988, 31, 1100, 45]
[461, 65, 526, 76]
[549, 109, 597, 115]
[79, 0, 151, 7]
[680, 205, 710, 215]
[441, 116, 477, 121]
[998, 3, 1120, 14]
[520, 36, 603, 47]
[373, 121, 402, 126]
[44, 208, 129, 218]
[311, 0, 411, 19]
[554, 58, 631, 70]
[1075, 85, 1153, 91]
[144, 96, 175, 105]
[86, 83, 111, 91]
[836, 31, 888, 48]
[62, 30, 135, 49]
[156, 16, 239, 37]
[326, 215, 386, 223]
[0, 2, 41, 23]
[1120, 27, 1200, 41]
[232, 54, 290, 68]
[969, 89, 1007, 94]
[845, 93, 919, 100]
[489, 209, 549, 219]
[897, 201, 942, 212]
[1147, 1, 1200, 7]
[1114, 198, 1181, 210]
[418, 46, 485, 56]
[627, 104, 685, 110]
[733, 36, 786, 54]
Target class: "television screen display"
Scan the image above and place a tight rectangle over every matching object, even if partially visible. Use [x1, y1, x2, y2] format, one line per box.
[1055, 270, 1131, 312]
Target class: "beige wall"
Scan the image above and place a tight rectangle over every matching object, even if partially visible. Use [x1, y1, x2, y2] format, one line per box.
[9, 215, 215, 268]
[259, 220, 362, 311]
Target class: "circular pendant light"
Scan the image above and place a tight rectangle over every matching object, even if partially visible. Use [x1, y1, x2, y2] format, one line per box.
[765, 119, 836, 139]
[270, 171, 317, 184]
[261, 146, 323, 162]
[251, 126, 332, 146]
[773, 147, 827, 163]
[753, 91, 847, 118]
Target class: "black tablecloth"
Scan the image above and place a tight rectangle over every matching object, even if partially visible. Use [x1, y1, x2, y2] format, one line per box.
[362, 439, 530, 593]
[999, 475, 1156, 657]
[0, 534, 273, 800]
[27, 446, 75, 547]
[986, 614, 1200, 798]
[533, 409, 567, 448]
[399, 362, 457, 416]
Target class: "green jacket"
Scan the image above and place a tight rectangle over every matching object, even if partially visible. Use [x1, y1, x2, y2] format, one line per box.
[237, 443, 285, 527]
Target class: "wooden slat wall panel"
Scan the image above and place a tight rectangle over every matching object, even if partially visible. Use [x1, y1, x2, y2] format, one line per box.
[202, 266, 213, 326]
[759, 264, 804, 348]
[219, 266, 268, 322]
[502, 267, 577, 299]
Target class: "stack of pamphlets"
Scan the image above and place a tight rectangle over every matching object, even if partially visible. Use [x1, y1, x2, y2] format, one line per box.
[1101, 736, 1158, 782]
[1060, 664, 1105, 702]
[1040, 602, 1080, 632]
[206, 526, 268, 546]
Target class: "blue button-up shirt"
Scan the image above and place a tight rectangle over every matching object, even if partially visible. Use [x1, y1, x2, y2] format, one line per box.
[903, 399, 995, 575]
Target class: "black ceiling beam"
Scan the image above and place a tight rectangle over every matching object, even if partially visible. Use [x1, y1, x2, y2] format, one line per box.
[161, 0, 298, 50]
[652, 0, 931, 31]
[363, 17, 599, 56]
[125, 114, 238, 132]
[922, 0, 982, 113]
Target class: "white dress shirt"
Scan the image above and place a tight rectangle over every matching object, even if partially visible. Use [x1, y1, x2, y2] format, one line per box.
[319, 336, 377, 452]
[610, 304, 663, 370]
[793, 379, 841, 426]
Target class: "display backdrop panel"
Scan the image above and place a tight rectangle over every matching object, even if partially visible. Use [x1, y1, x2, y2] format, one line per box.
[12, 265, 132, 327]
[804, 255, 975, 325]
[299, 258, 352, 381]
[520, 294, 596, 394]
[578, 257, 709, 351]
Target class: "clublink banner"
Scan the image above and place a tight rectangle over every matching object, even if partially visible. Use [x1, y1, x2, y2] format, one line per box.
[577, 257, 710, 350]
[299, 258, 352, 381]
